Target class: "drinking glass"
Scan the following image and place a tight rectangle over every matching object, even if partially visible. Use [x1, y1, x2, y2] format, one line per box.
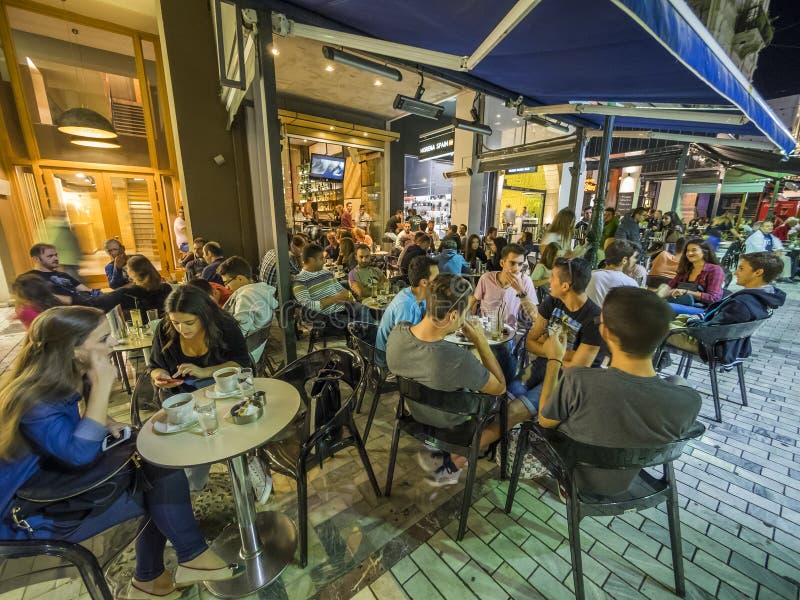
[128, 309, 143, 338]
[238, 368, 255, 395]
[195, 397, 219, 436]
[146, 309, 159, 326]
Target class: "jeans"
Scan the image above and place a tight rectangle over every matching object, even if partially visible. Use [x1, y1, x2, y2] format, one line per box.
[59, 463, 207, 582]
[669, 302, 706, 316]
[491, 340, 517, 385]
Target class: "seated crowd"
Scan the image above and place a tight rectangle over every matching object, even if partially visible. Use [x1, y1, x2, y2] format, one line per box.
[1, 204, 787, 596]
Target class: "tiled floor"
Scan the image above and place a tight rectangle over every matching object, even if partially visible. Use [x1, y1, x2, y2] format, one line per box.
[1, 283, 799, 600]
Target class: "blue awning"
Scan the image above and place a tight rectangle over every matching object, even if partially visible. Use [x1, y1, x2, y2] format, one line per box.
[254, 0, 796, 155]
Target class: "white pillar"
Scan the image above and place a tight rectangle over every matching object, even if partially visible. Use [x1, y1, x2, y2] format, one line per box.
[450, 91, 484, 234]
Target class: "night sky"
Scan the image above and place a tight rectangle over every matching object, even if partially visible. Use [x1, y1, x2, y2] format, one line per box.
[753, 0, 800, 99]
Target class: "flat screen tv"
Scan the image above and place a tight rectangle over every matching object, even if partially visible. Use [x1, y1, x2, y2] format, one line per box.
[310, 154, 345, 181]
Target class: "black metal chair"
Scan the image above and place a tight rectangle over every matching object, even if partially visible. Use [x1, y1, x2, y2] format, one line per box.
[657, 319, 768, 422]
[129, 370, 160, 428]
[346, 322, 396, 443]
[0, 518, 146, 600]
[299, 308, 349, 353]
[384, 377, 507, 540]
[262, 348, 382, 567]
[505, 421, 705, 600]
[245, 324, 278, 376]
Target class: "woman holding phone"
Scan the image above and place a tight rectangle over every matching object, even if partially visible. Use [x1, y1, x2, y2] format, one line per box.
[149, 285, 250, 394]
[0, 307, 241, 599]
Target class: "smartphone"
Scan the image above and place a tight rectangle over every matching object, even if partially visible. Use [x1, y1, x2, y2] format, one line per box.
[157, 377, 184, 384]
[102, 426, 131, 451]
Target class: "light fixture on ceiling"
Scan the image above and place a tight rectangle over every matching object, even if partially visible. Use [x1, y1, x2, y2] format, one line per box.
[452, 117, 493, 136]
[57, 108, 118, 139]
[329, 126, 335, 130]
[75, 172, 85, 179]
[374, 79, 383, 86]
[393, 75, 443, 120]
[325, 64, 334, 72]
[70, 136, 121, 149]
[55, 26, 118, 142]
[271, 46, 280, 56]
[525, 114, 570, 133]
[321, 46, 402, 81]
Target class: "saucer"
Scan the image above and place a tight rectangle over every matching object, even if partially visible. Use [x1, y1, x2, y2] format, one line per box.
[153, 411, 198, 434]
[205, 386, 242, 399]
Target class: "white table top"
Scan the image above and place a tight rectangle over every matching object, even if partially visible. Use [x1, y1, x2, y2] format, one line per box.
[444, 324, 515, 347]
[137, 378, 302, 468]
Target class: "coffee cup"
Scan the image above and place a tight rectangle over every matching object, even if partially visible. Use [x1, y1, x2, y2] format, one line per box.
[213, 367, 241, 394]
[163, 393, 195, 426]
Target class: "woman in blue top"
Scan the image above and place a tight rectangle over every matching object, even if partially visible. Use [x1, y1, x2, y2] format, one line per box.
[0, 307, 241, 599]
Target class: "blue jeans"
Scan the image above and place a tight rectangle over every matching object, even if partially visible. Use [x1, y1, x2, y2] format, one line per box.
[669, 302, 706, 316]
[59, 464, 207, 582]
[491, 340, 517, 384]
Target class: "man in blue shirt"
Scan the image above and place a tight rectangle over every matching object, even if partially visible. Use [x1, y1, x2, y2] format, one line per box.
[376, 256, 438, 366]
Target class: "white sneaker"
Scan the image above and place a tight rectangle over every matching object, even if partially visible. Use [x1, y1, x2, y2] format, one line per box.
[428, 457, 462, 487]
[416, 449, 446, 473]
[248, 455, 273, 505]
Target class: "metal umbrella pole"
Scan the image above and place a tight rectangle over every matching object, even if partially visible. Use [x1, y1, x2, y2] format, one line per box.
[586, 116, 614, 268]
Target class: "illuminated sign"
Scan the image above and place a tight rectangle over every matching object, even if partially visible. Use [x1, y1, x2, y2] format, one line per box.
[418, 127, 455, 162]
[506, 166, 537, 174]
[584, 177, 597, 192]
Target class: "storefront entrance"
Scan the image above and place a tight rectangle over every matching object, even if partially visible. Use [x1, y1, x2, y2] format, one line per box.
[41, 169, 162, 285]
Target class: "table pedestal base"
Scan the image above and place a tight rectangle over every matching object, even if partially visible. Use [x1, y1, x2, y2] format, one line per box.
[204, 511, 297, 598]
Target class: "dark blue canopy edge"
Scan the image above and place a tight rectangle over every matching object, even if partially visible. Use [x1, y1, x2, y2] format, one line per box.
[250, 0, 796, 154]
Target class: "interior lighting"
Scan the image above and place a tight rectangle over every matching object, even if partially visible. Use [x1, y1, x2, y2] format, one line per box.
[270, 46, 280, 56]
[75, 172, 85, 179]
[57, 108, 118, 139]
[329, 126, 335, 130]
[321, 46, 402, 81]
[325, 65, 334, 72]
[70, 136, 121, 149]
[374, 79, 383, 86]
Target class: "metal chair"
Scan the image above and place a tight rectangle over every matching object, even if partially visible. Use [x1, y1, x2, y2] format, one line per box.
[299, 308, 349, 353]
[657, 319, 767, 422]
[384, 377, 507, 540]
[505, 421, 705, 600]
[245, 324, 278, 376]
[129, 370, 160, 428]
[346, 322, 396, 443]
[262, 348, 381, 567]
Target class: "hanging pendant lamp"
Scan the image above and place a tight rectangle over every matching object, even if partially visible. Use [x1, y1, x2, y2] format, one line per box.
[69, 135, 121, 149]
[57, 107, 118, 139]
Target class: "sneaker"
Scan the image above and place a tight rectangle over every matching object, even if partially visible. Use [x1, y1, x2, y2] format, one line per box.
[248, 455, 273, 505]
[428, 456, 462, 487]
[416, 449, 446, 473]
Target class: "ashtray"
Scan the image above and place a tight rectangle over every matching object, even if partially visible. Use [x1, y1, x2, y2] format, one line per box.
[230, 398, 264, 424]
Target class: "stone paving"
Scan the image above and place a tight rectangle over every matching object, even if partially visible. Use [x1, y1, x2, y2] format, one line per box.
[0, 282, 798, 600]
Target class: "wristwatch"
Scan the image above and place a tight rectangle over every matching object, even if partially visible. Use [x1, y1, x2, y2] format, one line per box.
[517, 291, 527, 299]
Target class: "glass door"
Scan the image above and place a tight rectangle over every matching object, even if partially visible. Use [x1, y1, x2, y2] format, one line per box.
[42, 169, 163, 286]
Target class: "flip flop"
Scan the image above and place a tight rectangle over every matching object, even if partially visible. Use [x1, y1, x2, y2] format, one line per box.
[173, 562, 244, 586]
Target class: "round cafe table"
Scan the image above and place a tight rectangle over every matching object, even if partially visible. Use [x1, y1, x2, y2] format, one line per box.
[137, 378, 302, 597]
[362, 294, 396, 314]
[111, 333, 154, 394]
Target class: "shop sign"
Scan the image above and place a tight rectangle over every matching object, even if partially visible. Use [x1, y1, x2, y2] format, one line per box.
[506, 166, 537, 174]
[419, 127, 455, 161]
[617, 192, 634, 214]
[584, 178, 597, 193]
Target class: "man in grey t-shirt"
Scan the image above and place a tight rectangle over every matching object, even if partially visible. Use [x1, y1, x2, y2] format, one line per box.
[537, 287, 701, 496]
[386, 274, 506, 485]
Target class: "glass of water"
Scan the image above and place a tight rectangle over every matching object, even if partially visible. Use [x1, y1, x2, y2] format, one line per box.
[195, 397, 219, 436]
[238, 368, 255, 395]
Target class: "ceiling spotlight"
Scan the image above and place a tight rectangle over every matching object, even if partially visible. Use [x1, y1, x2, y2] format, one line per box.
[452, 118, 493, 136]
[325, 65, 334, 72]
[526, 114, 570, 133]
[70, 137, 121, 149]
[363, 132, 369, 136]
[321, 46, 402, 81]
[75, 172, 85, 179]
[393, 94, 443, 120]
[270, 46, 280, 56]
[374, 79, 383, 86]
[329, 126, 335, 130]
[57, 108, 117, 139]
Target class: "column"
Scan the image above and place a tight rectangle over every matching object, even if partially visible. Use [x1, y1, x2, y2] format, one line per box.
[450, 91, 484, 234]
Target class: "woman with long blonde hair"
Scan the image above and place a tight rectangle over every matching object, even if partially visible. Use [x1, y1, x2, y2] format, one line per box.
[541, 208, 576, 256]
[0, 307, 241, 599]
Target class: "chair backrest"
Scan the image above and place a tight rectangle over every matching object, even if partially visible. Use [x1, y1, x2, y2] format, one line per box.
[346, 321, 383, 366]
[397, 376, 497, 418]
[245, 325, 271, 354]
[130, 371, 160, 428]
[272, 348, 364, 443]
[546, 421, 706, 470]
[687, 317, 768, 346]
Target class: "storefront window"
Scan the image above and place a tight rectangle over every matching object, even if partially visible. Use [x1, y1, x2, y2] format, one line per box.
[141, 39, 170, 170]
[404, 155, 453, 238]
[7, 6, 149, 166]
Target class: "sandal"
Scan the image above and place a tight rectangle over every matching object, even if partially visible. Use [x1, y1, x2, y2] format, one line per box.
[117, 581, 184, 600]
[173, 562, 244, 586]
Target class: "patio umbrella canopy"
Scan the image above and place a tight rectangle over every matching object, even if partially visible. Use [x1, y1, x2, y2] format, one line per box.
[254, 0, 796, 154]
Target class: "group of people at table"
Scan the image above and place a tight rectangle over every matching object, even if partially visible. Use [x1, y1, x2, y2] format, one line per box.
[0, 202, 788, 598]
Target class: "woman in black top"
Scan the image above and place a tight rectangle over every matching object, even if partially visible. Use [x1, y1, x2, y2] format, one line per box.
[464, 234, 488, 268]
[487, 237, 507, 271]
[93, 255, 172, 318]
[149, 285, 249, 395]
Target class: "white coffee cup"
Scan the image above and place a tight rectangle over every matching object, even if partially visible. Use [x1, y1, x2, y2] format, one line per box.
[163, 393, 195, 426]
[213, 367, 241, 394]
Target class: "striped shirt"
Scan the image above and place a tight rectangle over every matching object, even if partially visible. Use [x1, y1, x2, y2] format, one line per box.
[258, 249, 300, 287]
[293, 268, 346, 315]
